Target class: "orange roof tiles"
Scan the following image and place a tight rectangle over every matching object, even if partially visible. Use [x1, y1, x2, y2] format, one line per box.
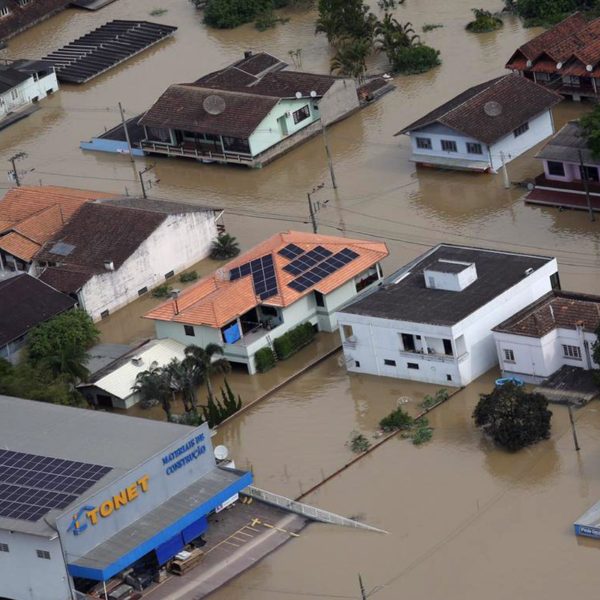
[145, 231, 389, 328]
[0, 186, 114, 262]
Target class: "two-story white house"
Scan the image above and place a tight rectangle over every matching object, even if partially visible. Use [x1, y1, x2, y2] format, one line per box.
[395, 74, 562, 173]
[145, 231, 389, 374]
[336, 244, 559, 387]
[493, 290, 600, 383]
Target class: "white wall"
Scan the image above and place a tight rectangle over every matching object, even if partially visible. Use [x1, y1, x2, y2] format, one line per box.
[337, 259, 558, 386]
[0, 530, 71, 600]
[78, 211, 216, 321]
[317, 78, 359, 126]
[0, 72, 58, 117]
[489, 110, 554, 172]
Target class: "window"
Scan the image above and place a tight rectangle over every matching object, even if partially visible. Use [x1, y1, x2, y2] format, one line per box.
[580, 165, 599, 182]
[36, 550, 50, 560]
[547, 161, 565, 177]
[137, 286, 148, 296]
[503, 349, 515, 363]
[0, 6, 10, 17]
[407, 362, 419, 370]
[562, 345, 581, 360]
[384, 359, 396, 366]
[443, 339, 454, 356]
[184, 325, 195, 337]
[354, 360, 360, 368]
[0, 543, 8, 552]
[416, 137, 432, 150]
[18, 0, 31, 6]
[446, 374, 452, 381]
[314, 291, 325, 307]
[441, 140, 457, 152]
[550, 272, 561, 290]
[100, 309, 110, 319]
[466, 142, 482, 155]
[513, 122, 529, 137]
[401, 333, 415, 352]
[10, 89, 18, 100]
[292, 105, 310, 125]
[164, 270, 175, 280]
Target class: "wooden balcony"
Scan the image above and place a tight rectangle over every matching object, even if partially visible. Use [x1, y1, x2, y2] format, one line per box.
[534, 174, 600, 195]
[140, 140, 254, 164]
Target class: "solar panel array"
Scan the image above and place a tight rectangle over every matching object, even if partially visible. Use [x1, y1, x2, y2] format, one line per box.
[288, 248, 360, 292]
[278, 243, 305, 260]
[0, 450, 111, 522]
[283, 246, 333, 276]
[230, 254, 278, 300]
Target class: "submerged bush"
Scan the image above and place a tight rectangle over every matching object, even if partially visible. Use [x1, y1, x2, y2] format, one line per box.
[466, 9, 503, 32]
[379, 406, 414, 432]
[255, 347, 277, 372]
[391, 44, 441, 74]
[347, 431, 371, 453]
[273, 322, 315, 360]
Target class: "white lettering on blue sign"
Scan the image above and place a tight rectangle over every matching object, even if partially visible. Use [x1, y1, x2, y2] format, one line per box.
[162, 433, 206, 475]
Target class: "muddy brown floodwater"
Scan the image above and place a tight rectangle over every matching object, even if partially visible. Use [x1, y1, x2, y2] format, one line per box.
[3, 0, 600, 597]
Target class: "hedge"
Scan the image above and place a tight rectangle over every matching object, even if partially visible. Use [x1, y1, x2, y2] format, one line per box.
[255, 347, 277, 373]
[273, 322, 315, 360]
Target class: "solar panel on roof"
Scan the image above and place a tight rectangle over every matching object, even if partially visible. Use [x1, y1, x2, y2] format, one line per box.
[283, 246, 333, 276]
[278, 243, 305, 260]
[0, 451, 111, 522]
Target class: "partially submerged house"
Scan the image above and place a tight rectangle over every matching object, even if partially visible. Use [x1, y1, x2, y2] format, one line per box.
[138, 52, 360, 167]
[336, 244, 559, 387]
[0, 185, 112, 272]
[35, 197, 219, 321]
[525, 120, 600, 212]
[506, 12, 600, 101]
[0, 273, 76, 363]
[396, 74, 561, 172]
[145, 231, 389, 374]
[0, 0, 69, 42]
[78, 338, 186, 409]
[493, 290, 600, 384]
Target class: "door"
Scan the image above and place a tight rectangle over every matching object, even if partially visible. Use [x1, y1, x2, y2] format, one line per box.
[402, 333, 415, 352]
[443, 339, 454, 356]
[277, 115, 289, 136]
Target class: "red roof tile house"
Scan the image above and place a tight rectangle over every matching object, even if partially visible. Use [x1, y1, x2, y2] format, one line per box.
[35, 198, 219, 322]
[138, 52, 360, 168]
[506, 12, 600, 100]
[396, 74, 561, 173]
[493, 291, 600, 383]
[144, 231, 389, 374]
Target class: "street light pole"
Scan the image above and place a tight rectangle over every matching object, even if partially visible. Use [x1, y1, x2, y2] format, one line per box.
[138, 164, 155, 199]
[307, 191, 317, 233]
[8, 151, 27, 187]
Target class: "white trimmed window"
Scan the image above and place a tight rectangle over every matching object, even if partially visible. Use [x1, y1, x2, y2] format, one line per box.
[562, 344, 581, 360]
[513, 122, 529, 137]
[0, 6, 10, 17]
[0, 543, 8, 552]
[36, 549, 50, 560]
[416, 137, 432, 150]
[441, 139, 457, 152]
[503, 349, 515, 363]
[466, 142, 482, 155]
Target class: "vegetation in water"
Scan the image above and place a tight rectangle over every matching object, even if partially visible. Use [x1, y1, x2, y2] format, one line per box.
[592, 322, 600, 387]
[411, 418, 433, 445]
[179, 270, 199, 283]
[389, 44, 441, 74]
[422, 23, 443, 31]
[347, 430, 371, 453]
[152, 283, 172, 298]
[273, 322, 315, 360]
[210, 233, 241, 260]
[466, 8, 503, 32]
[330, 36, 372, 79]
[379, 406, 414, 432]
[580, 105, 600, 159]
[419, 388, 449, 410]
[255, 346, 277, 372]
[473, 382, 552, 451]
[255, 8, 290, 30]
[149, 8, 168, 16]
[504, 0, 600, 27]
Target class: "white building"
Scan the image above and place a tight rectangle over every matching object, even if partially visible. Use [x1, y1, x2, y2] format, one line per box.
[0, 60, 58, 120]
[36, 197, 219, 322]
[145, 231, 389, 374]
[395, 74, 562, 173]
[493, 291, 600, 383]
[78, 338, 187, 409]
[336, 244, 559, 387]
[0, 395, 251, 600]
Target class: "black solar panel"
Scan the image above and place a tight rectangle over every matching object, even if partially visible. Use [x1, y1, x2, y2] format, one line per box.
[229, 254, 278, 300]
[287, 247, 360, 293]
[0, 450, 111, 522]
[278, 244, 305, 260]
[283, 245, 333, 276]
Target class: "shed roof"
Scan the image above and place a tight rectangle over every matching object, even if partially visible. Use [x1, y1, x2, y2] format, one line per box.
[535, 120, 598, 164]
[396, 74, 562, 145]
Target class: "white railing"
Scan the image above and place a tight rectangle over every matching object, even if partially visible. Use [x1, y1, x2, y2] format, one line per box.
[398, 349, 469, 363]
[141, 140, 254, 163]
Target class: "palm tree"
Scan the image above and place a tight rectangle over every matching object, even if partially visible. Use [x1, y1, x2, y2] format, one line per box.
[132, 366, 173, 421]
[210, 234, 240, 260]
[330, 36, 371, 80]
[184, 344, 231, 399]
[42, 338, 90, 384]
[375, 14, 419, 54]
[162, 358, 202, 414]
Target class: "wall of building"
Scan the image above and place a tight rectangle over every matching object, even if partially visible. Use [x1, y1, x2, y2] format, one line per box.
[0, 0, 70, 42]
[318, 78, 359, 126]
[78, 211, 216, 321]
[0, 530, 71, 600]
[489, 110, 554, 172]
[0, 72, 58, 117]
[155, 319, 223, 348]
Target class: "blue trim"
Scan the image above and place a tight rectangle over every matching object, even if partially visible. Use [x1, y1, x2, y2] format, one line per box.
[68, 471, 253, 581]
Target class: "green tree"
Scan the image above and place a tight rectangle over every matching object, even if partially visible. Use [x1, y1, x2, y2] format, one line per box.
[466, 9, 503, 32]
[210, 233, 241, 260]
[184, 343, 231, 398]
[330, 36, 371, 79]
[473, 382, 552, 451]
[162, 357, 203, 413]
[375, 14, 419, 54]
[580, 108, 600, 159]
[202, 0, 272, 28]
[316, 0, 377, 43]
[505, 0, 596, 26]
[390, 44, 441, 74]
[132, 366, 173, 420]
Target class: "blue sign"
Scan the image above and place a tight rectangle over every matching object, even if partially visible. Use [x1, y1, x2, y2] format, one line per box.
[67, 505, 96, 536]
[162, 433, 207, 476]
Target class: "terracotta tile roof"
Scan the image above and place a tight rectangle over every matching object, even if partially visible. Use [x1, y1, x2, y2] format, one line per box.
[494, 291, 600, 337]
[145, 231, 389, 328]
[396, 74, 562, 145]
[139, 84, 279, 139]
[0, 186, 113, 261]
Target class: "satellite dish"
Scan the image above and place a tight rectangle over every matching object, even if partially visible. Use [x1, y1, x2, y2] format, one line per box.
[214, 445, 229, 461]
[526, 60, 532, 67]
[527, 182, 535, 191]
[587, 64, 593, 72]
[310, 90, 317, 98]
[203, 95, 226, 115]
[556, 62, 563, 70]
[484, 101, 503, 117]
[295, 91, 302, 99]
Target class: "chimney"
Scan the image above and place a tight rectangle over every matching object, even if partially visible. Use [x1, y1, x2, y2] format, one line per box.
[170, 289, 181, 315]
[103, 260, 114, 271]
[244, 50, 253, 59]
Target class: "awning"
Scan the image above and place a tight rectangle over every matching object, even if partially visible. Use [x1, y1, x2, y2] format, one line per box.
[66, 467, 252, 581]
[411, 153, 491, 172]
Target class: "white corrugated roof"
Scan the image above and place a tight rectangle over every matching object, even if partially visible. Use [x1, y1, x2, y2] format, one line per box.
[91, 338, 186, 400]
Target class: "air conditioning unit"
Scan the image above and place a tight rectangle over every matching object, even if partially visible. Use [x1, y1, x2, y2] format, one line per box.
[131, 356, 143, 367]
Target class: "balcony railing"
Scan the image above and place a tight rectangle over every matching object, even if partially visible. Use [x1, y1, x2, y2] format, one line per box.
[534, 173, 600, 195]
[398, 349, 469, 363]
[140, 140, 254, 163]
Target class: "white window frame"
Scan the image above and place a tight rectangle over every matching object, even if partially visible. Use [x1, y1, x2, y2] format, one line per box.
[562, 344, 581, 360]
[415, 137, 432, 150]
[513, 122, 529, 138]
[503, 349, 515, 363]
[441, 139, 457, 153]
[36, 549, 51, 560]
[0, 6, 10, 17]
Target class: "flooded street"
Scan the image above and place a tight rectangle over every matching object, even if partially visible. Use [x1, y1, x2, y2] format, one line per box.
[3, 0, 600, 597]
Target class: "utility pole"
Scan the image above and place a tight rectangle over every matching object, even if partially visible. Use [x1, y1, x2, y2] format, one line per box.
[138, 164, 155, 199]
[358, 574, 367, 600]
[8, 151, 27, 187]
[578, 149, 595, 222]
[307, 191, 317, 233]
[321, 122, 337, 189]
[118, 101, 134, 163]
[568, 403, 581, 452]
[500, 151, 510, 189]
